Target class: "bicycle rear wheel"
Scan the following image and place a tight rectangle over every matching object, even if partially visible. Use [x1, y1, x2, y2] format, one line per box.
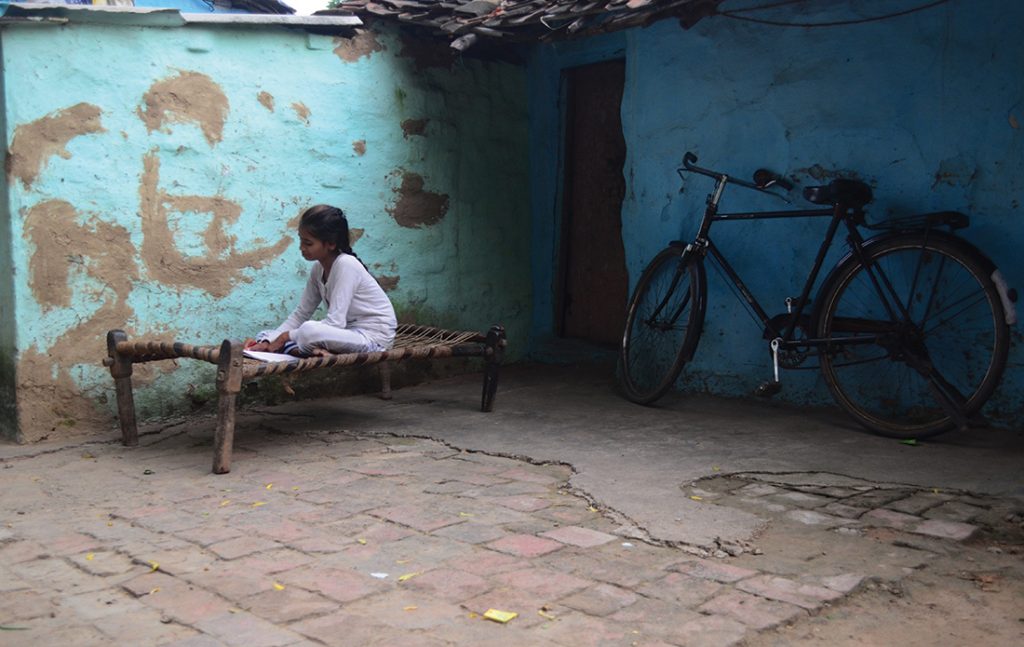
[618, 246, 706, 404]
[816, 233, 1009, 439]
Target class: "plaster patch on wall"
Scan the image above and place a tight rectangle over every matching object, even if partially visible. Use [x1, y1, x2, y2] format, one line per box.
[401, 118, 429, 138]
[6, 103, 104, 189]
[258, 91, 276, 112]
[21, 200, 140, 439]
[350, 227, 365, 245]
[137, 71, 229, 146]
[376, 275, 399, 292]
[333, 29, 384, 62]
[352, 140, 367, 155]
[139, 151, 292, 297]
[292, 102, 311, 124]
[386, 172, 449, 228]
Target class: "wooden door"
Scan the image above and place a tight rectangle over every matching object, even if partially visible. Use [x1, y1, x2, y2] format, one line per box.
[559, 60, 629, 345]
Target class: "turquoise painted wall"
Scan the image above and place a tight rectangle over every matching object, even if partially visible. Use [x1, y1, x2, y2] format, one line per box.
[1, 21, 529, 441]
[529, 1, 1023, 420]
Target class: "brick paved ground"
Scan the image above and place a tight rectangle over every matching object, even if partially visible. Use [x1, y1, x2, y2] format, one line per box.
[1, 415, 1020, 646]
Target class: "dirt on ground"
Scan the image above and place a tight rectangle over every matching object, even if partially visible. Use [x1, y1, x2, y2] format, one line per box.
[688, 473, 1024, 646]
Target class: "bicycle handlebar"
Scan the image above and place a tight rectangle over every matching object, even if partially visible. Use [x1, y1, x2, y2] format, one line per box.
[680, 151, 793, 194]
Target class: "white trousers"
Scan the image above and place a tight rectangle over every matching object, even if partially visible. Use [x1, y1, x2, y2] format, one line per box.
[290, 321, 387, 354]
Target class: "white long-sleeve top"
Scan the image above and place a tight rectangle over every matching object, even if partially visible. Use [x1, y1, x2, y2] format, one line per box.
[262, 254, 397, 348]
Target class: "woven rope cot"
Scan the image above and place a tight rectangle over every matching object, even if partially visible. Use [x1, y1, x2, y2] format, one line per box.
[104, 323, 506, 473]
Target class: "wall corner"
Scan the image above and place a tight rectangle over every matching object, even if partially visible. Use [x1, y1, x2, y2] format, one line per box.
[0, 34, 20, 442]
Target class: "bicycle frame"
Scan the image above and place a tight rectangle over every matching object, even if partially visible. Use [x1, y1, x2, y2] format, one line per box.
[677, 168, 891, 355]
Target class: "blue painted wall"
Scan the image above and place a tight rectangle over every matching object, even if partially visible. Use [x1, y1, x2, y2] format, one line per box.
[1, 18, 529, 441]
[529, 1, 1023, 419]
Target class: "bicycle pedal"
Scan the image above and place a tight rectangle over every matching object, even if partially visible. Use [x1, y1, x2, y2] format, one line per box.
[755, 381, 782, 398]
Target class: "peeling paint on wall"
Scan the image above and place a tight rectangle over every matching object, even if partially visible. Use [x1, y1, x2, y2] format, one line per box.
[387, 172, 449, 228]
[21, 199, 139, 436]
[6, 103, 104, 189]
[376, 275, 399, 292]
[352, 140, 367, 155]
[137, 71, 229, 146]
[401, 118, 428, 138]
[333, 29, 384, 62]
[931, 155, 977, 188]
[139, 151, 291, 297]
[257, 91, 275, 112]
[291, 102, 311, 124]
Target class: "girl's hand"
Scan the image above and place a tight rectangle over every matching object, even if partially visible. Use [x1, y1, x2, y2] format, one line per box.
[245, 339, 270, 351]
[266, 331, 290, 352]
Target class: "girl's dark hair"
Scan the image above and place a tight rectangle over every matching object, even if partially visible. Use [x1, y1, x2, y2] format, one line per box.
[299, 204, 357, 259]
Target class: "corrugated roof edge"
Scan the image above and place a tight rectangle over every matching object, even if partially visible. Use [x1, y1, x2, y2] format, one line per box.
[0, 3, 362, 28]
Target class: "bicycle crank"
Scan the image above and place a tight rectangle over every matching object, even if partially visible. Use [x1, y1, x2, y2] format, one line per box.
[755, 339, 784, 398]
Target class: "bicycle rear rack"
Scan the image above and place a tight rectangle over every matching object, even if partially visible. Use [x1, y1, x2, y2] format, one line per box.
[865, 211, 969, 231]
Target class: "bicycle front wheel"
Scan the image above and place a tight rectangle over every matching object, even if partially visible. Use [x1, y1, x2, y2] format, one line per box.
[816, 233, 1009, 439]
[618, 246, 706, 404]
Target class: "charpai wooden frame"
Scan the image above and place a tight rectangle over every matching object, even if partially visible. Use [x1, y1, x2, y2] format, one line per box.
[104, 323, 507, 474]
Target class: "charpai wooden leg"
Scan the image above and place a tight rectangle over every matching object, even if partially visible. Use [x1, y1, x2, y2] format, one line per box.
[106, 330, 138, 447]
[379, 361, 393, 400]
[212, 339, 244, 474]
[481, 324, 506, 412]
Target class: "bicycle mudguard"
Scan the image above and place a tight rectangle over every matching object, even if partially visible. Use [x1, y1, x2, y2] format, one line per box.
[812, 230, 1017, 326]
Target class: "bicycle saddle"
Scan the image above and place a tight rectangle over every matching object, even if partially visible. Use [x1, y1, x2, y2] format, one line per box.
[803, 179, 872, 207]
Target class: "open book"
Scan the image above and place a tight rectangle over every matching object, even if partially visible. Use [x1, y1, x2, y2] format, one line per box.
[243, 349, 299, 363]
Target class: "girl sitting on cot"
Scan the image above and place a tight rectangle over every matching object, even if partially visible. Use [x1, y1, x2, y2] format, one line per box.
[246, 204, 397, 357]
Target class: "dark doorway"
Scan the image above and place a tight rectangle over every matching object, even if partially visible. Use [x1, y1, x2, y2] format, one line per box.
[558, 60, 629, 345]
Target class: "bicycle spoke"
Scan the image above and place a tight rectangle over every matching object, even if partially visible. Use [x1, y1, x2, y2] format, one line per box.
[818, 235, 1007, 439]
[618, 248, 703, 404]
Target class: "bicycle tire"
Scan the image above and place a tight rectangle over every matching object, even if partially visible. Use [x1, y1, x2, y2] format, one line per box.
[618, 245, 706, 404]
[816, 232, 1010, 439]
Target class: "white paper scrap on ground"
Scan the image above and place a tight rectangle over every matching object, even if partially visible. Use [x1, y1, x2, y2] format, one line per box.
[243, 349, 298, 363]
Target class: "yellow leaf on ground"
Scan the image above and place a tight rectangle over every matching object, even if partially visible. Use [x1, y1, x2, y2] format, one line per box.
[251, 501, 266, 508]
[265, 483, 273, 490]
[357, 538, 367, 545]
[220, 500, 231, 507]
[273, 582, 285, 591]
[397, 572, 420, 582]
[149, 561, 159, 572]
[85, 553, 95, 561]
[403, 606, 418, 611]
[483, 609, 518, 623]
[689, 495, 703, 501]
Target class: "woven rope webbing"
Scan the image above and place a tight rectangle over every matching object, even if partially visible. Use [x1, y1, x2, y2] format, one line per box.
[113, 325, 486, 370]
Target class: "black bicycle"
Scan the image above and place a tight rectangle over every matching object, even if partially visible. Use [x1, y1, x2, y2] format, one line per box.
[618, 152, 1016, 439]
